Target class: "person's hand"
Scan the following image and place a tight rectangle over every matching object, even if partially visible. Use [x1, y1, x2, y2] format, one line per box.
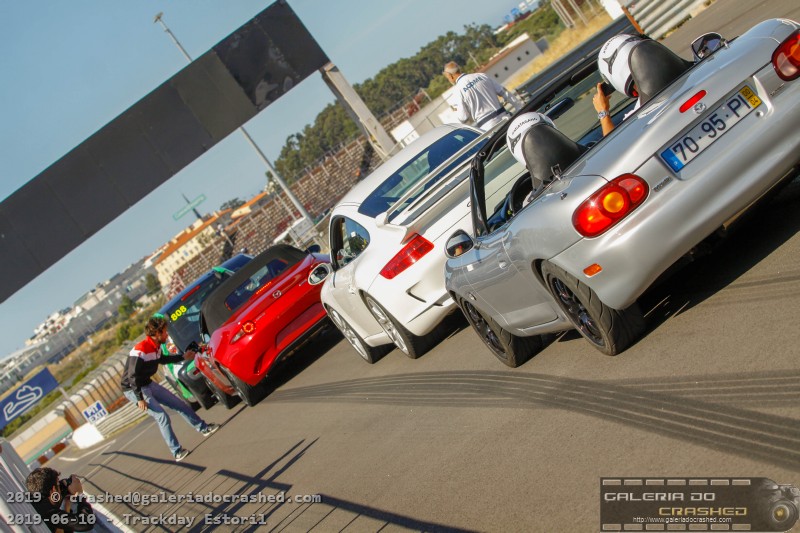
[67, 475, 83, 495]
[137, 399, 148, 411]
[593, 83, 610, 113]
[184, 349, 197, 360]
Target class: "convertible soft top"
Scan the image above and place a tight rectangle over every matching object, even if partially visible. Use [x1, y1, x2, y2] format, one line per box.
[200, 244, 308, 334]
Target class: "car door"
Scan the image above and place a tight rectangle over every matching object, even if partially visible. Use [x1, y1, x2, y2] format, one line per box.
[465, 149, 559, 332]
[325, 214, 379, 338]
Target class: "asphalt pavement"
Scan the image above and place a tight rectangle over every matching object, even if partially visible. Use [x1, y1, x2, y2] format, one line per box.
[49, 1, 800, 531]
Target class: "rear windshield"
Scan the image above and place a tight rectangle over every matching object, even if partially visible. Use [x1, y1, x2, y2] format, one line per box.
[358, 129, 480, 218]
[223, 257, 291, 311]
[201, 245, 308, 334]
[163, 273, 230, 352]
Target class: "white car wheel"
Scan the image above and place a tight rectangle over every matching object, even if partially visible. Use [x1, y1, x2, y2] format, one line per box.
[328, 307, 383, 364]
[365, 296, 409, 354]
[363, 294, 427, 359]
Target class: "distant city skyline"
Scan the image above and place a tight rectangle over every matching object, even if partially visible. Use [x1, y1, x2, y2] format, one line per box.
[0, 0, 522, 358]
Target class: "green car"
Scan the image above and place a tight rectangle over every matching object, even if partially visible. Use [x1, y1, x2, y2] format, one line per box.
[157, 254, 252, 409]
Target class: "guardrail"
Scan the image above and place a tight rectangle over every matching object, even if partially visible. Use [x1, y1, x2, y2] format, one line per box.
[626, 0, 709, 39]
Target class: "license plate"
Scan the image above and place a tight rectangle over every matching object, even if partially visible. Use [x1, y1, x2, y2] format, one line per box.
[660, 85, 762, 172]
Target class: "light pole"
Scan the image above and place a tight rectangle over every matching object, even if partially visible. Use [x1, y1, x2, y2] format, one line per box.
[153, 12, 318, 240]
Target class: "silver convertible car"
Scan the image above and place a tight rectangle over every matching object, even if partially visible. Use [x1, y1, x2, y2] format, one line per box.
[444, 19, 800, 365]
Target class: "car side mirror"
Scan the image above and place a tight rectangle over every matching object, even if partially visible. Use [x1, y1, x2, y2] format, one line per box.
[308, 263, 332, 285]
[444, 230, 475, 259]
[691, 32, 726, 61]
[305, 244, 322, 254]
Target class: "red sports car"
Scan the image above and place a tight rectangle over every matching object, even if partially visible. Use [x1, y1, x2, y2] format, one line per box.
[195, 244, 330, 407]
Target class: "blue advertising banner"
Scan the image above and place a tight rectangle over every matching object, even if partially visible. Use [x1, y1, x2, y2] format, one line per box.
[0, 368, 59, 429]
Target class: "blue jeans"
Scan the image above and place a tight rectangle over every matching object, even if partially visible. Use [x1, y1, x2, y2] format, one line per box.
[123, 381, 207, 457]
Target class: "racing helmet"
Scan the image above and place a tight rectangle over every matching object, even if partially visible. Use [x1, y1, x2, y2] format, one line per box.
[507, 112, 586, 190]
[597, 34, 645, 98]
[506, 112, 555, 167]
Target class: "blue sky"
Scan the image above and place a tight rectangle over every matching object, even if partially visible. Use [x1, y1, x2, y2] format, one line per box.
[0, 0, 517, 358]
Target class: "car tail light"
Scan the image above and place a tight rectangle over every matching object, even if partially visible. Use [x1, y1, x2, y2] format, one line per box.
[230, 320, 256, 344]
[572, 174, 648, 238]
[773, 29, 800, 81]
[379, 234, 434, 280]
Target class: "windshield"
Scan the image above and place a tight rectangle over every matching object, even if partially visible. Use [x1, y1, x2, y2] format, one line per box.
[358, 129, 480, 218]
[163, 272, 231, 352]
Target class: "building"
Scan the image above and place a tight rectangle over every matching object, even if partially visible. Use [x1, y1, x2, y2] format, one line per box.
[480, 33, 546, 85]
[153, 212, 229, 289]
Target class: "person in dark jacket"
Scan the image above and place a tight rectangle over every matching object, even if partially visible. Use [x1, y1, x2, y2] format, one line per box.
[121, 315, 219, 461]
[27, 467, 94, 532]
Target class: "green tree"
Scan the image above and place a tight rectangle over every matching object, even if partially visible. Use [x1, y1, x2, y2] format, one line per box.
[116, 323, 131, 345]
[118, 295, 137, 318]
[145, 273, 161, 295]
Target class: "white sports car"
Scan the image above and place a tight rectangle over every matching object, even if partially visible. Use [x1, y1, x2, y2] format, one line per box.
[309, 125, 488, 362]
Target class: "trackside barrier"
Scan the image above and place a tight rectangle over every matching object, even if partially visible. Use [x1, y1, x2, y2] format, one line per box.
[0, 438, 50, 532]
[625, 0, 709, 39]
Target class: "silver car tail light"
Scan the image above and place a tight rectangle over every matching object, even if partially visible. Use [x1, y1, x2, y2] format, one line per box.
[772, 29, 800, 81]
[572, 174, 648, 238]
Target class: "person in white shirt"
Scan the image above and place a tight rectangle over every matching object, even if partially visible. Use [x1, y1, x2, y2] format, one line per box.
[443, 61, 523, 131]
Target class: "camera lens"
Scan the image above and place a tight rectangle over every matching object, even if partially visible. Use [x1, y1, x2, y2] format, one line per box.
[768, 500, 798, 529]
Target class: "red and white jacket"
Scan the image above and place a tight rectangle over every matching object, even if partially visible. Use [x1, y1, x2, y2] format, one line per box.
[120, 336, 183, 401]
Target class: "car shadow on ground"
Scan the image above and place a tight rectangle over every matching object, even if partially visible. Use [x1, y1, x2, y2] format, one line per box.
[553, 178, 800, 351]
[258, 323, 345, 397]
[636, 177, 800, 340]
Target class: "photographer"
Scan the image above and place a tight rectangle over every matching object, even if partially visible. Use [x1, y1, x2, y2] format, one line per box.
[26, 467, 94, 532]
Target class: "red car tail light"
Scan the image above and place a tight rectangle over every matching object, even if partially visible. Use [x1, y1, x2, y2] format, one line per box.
[572, 174, 648, 238]
[379, 234, 434, 280]
[231, 320, 256, 344]
[773, 29, 800, 81]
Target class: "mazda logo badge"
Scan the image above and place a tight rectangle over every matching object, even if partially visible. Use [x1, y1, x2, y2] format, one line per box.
[272, 290, 282, 299]
[693, 102, 706, 114]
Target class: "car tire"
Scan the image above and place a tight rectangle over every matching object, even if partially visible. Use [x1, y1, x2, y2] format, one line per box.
[540, 261, 645, 355]
[219, 365, 267, 408]
[459, 298, 541, 368]
[195, 392, 215, 411]
[363, 294, 428, 359]
[204, 375, 239, 409]
[327, 306, 386, 364]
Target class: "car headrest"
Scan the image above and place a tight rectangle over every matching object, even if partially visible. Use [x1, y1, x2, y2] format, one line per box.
[519, 123, 588, 190]
[629, 40, 693, 104]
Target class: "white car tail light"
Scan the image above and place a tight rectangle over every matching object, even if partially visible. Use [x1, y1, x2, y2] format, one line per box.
[379, 234, 434, 279]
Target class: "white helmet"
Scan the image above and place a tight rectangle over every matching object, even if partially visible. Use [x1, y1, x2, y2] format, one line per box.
[506, 112, 555, 166]
[598, 34, 644, 98]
